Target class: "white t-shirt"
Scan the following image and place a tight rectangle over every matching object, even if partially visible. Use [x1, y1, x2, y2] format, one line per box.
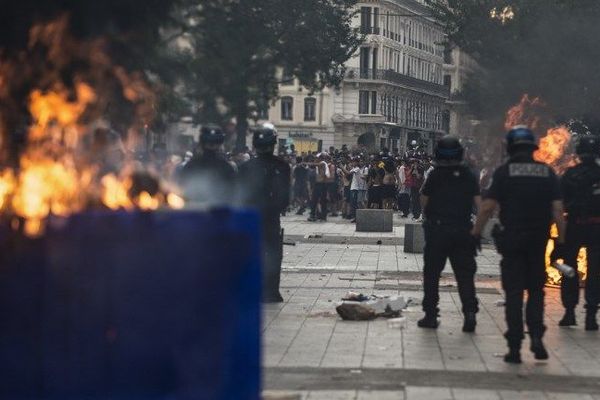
[350, 167, 368, 191]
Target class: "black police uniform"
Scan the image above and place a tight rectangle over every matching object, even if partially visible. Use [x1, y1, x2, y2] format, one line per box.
[179, 126, 236, 204]
[239, 151, 291, 302]
[486, 154, 561, 346]
[421, 165, 480, 318]
[560, 158, 600, 325]
[180, 151, 236, 204]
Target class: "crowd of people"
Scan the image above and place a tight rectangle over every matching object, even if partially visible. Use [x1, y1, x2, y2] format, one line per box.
[275, 145, 491, 223]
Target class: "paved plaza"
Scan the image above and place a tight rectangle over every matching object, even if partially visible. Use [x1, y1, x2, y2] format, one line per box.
[262, 215, 600, 400]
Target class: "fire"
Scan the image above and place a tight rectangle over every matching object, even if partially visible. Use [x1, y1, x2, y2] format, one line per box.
[545, 224, 588, 286]
[0, 17, 185, 237]
[135, 192, 160, 211]
[534, 126, 577, 174]
[504, 94, 544, 131]
[101, 174, 133, 211]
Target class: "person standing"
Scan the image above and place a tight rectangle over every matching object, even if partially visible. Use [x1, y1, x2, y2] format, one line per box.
[418, 136, 481, 332]
[397, 160, 411, 217]
[308, 153, 330, 221]
[292, 157, 309, 215]
[471, 126, 565, 364]
[238, 123, 291, 303]
[180, 124, 236, 206]
[553, 135, 600, 330]
[349, 157, 368, 222]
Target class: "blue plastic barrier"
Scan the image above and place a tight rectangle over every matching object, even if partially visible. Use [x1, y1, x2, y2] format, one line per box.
[0, 209, 261, 400]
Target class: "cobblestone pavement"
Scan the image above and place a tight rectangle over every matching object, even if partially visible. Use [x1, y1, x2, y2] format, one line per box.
[262, 215, 600, 400]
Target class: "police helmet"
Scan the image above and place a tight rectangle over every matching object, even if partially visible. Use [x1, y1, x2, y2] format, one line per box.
[252, 123, 278, 147]
[434, 135, 464, 165]
[575, 135, 600, 158]
[200, 124, 225, 145]
[506, 125, 538, 153]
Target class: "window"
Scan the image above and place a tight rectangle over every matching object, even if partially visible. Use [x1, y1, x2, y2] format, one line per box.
[443, 75, 452, 90]
[371, 91, 378, 114]
[281, 97, 293, 120]
[359, 91, 370, 114]
[360, 7, 372, 34]
[372, 47, 378, 72]
[360, 47, 370, 78]
[304, 97, 316, 121]
[373, 8, 380, 34]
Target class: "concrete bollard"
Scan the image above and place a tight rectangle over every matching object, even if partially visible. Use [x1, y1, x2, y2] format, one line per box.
[404, 223, 425, 253]
[355, 209, 393, 232]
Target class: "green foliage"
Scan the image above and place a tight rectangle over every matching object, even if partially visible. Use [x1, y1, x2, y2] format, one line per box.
[177, 0, 362, 147]
[427, 0, 600, 128]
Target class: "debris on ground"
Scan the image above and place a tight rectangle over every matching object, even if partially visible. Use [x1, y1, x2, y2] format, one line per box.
[387, 317, 407, 329]
[336, 292, 407, 321]
[406, 297, 421, 307]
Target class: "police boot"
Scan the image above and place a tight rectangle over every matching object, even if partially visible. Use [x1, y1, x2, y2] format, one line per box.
[504, 344, 522, 364]
[417, 313, 439, 329]
[530, 337, 549, 360]
[585, 306, 599, 331]
[559, 308, 576, 327]
[462, 312, 477, 333]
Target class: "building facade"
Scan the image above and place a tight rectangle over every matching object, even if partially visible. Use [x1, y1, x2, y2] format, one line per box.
[265, 0, 450, 154]
[443, 46, 479, 138]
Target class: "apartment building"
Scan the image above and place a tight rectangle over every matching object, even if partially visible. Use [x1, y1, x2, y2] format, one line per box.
[265, 0, 450, 154]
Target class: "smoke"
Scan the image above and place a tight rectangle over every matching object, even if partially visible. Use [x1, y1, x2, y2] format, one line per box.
[442, 1, 600, 133]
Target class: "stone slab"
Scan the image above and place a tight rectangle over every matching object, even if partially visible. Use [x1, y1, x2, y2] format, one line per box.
[355, 209, 393, 232]
[404, 223, 424, 253]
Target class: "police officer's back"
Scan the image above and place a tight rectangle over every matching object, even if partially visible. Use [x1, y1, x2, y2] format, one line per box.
[180, 125, 236, 205]
[472, 126, 565, 364]
[554, 135, 600, 330]
[238, 124, 291, 302]
[418, 136, 481, 332]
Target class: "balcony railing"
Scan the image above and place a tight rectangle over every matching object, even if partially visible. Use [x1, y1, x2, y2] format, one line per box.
[360, 26, 381, 35]
[344, 67, 450, 97]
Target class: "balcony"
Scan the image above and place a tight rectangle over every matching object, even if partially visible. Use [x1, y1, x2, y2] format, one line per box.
[344, 68, 450, 98]
[359, 26, 381, 35]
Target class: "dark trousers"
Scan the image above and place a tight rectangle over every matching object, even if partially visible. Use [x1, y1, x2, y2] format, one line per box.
[262, 217, 283, 301]
[410, 187, 421, 218]
[422, 225, 479, 315]
[499, 231, 547, 345]
[350, 190, 358, 218]
[397, 193, 410, 216]
[561, 222, 600, 311]
[310, 182, 328, 219]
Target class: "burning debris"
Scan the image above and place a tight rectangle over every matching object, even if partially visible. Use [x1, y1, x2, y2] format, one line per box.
[0, 16, 184, 237]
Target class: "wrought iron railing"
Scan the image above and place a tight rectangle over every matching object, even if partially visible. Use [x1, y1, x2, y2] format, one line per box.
[344, 67, 450, 97]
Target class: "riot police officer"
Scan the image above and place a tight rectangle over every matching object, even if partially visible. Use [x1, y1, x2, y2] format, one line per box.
[180, 124, 236, 205]
[238, 124, 291, 302]
[553, 135, 600, 331]
[472, 126, 566, 364]
[418, 136, 481, 332]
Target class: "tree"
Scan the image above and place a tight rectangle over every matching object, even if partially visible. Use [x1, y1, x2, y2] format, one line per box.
[427, 0, 600, 131]
[178, 0, 362, 149]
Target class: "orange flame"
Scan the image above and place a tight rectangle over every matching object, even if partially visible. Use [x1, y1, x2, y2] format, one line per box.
[0, 17, 184, 237]
[504, 94, 544, 131]
[545, 224, 587, 286]
[533, 126, 577, 174]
